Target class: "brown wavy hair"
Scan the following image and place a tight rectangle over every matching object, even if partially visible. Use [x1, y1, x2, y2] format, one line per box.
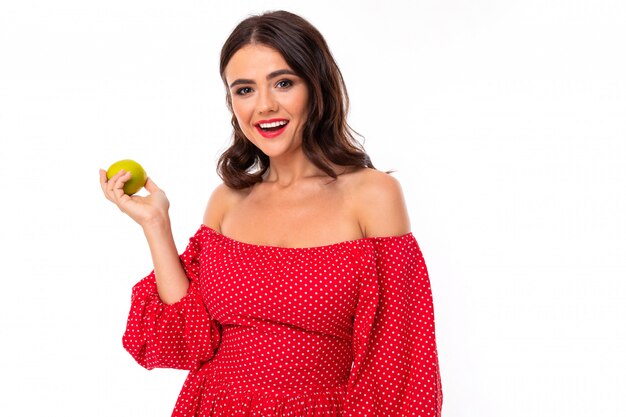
[217, 10, 376, 189]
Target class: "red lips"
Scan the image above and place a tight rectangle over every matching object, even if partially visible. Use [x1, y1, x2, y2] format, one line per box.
[254, 118, 289, 139]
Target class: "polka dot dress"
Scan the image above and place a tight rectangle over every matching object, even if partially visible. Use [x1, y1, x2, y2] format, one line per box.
[123, 225, 442, 416]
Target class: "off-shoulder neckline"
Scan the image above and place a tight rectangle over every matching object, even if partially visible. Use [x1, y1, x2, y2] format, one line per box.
[199, 224, 413, 251]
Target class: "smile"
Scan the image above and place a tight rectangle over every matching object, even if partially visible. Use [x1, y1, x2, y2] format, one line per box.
[255, 119, 289, 138]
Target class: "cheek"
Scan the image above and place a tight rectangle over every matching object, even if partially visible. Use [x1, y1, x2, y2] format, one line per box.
[231, 99, 253, 122]
[292, 89, 309, 118]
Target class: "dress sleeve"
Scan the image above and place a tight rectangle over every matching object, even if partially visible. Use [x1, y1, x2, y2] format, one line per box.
[121, 230, 221, 371]
[344, 234, 443, 416]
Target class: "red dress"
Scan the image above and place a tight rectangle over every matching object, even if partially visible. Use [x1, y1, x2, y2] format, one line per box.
[123, 225, 443, 416]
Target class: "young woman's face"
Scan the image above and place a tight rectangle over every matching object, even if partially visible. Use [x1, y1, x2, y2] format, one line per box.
[224, 44, 310, 159]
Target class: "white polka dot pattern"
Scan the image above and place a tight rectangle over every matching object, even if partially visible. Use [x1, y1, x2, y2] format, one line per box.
[123, 225, 442, 416]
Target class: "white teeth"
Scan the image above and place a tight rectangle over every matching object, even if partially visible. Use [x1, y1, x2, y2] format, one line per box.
[259, 120, 288, 129]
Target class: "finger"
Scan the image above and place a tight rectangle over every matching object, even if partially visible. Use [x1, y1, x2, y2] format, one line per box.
[112, 170, 131, 192]
[105, 169, 123, 192]
[144, 177, 159, 193]
[100, 169, 117, 202]
[99, 169, 109, 193]
[110, 170, 132, 200]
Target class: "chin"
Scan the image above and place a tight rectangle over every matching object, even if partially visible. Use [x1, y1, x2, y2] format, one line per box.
[257, 148, 288, 159]
[255, 139, 300, 155]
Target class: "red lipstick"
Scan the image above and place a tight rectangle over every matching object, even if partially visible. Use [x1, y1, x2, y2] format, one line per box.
[255, 118, 289, 139]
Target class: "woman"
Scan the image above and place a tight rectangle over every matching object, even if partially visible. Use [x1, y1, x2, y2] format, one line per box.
[100, 10, 442, 417]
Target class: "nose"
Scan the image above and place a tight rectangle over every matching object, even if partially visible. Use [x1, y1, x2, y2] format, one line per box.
[257, 88, 278, 114]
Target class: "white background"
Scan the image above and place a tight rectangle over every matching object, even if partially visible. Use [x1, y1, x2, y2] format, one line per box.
[1, 0, 624, 416]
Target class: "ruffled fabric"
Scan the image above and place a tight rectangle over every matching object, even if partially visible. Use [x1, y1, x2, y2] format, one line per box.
[344, 235, 443, 416]
[122, 231, 221, 371]
[122, 225, 442, 416]
[176, 376, 345, 416]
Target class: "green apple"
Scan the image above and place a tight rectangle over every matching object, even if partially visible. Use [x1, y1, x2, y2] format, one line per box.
[106, 159, 147, 195]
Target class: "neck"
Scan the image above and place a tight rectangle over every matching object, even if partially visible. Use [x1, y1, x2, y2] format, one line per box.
[264, 150, 328, 187]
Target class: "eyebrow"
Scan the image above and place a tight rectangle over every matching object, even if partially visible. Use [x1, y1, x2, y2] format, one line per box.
[228, 69, 298, 88]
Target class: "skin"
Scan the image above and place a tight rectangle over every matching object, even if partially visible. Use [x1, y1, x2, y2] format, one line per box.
[225, 44, 311, 177]
[99, 43, 411, 304]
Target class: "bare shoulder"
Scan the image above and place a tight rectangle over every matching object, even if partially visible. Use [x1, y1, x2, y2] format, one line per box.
[202, 182, 247, 232]
[347, 168, 411, 238]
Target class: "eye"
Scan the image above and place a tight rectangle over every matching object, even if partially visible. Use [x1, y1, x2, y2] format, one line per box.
[235, 86, 253, 96]
[276, 79, 293, 89]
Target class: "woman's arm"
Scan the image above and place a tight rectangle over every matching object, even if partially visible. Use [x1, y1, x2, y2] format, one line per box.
[142, 218, 190, 304]
[99, 169, 189, 304]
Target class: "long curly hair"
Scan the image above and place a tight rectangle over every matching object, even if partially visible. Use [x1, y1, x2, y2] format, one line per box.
[217, 10, 375, 189]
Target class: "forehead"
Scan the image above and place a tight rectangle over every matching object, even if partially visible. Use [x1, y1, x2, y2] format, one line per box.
[224, 44, 292, 82]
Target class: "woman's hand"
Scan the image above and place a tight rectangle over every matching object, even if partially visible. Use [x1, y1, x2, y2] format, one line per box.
[99, 169, 170, 228]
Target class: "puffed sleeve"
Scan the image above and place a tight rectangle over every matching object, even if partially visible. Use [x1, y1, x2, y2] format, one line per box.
[344, 234, 443, 416]
[121, 229, 221, 371]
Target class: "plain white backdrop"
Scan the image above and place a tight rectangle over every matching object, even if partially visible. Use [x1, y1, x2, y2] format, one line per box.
[1, 0, 624, 416]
